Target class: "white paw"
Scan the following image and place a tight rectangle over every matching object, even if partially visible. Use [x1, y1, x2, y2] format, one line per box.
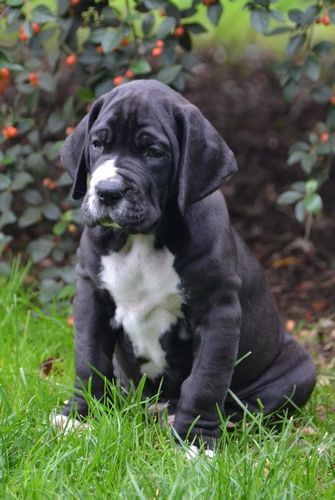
[50, 412, 90, 434]
[185, 444, 214, 460]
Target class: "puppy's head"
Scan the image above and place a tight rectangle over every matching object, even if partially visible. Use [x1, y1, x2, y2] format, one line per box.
[61, 80, 236, 233]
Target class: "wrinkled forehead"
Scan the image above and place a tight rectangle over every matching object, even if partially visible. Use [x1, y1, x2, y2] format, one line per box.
[90, 81, 186, 142]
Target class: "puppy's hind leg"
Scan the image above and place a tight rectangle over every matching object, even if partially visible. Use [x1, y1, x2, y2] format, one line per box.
[224, 333, 316, 420]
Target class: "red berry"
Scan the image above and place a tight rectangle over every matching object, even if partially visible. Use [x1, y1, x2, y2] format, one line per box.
[28, 72, 38, 87]
[125, 69, 134, 79]
[95, 44, 103, 54]
[19, 30, 28, 42]
[151, 47, 162, 57]
[155, 39, 164, 48]
[174, 25, 185, 37]
[2, 125, 18, 139]
[42, 177, 56, 190]
[66, 126, 75, 136]
[319, 132, 329, 143]
[0, 68, 10, 79]
[32, 22, 39, 34]
[70, 0, 80, 5]
[120, 38, 129, 48]
[330, 94, 335, 105]
[322, 14, 330, 26]
[65, 54, 76, 66]
[113, 75, 124, 86]
[202, 0, 216, 5]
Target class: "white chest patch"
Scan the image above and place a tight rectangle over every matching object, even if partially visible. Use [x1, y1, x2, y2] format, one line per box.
[100, 235, 183, 379]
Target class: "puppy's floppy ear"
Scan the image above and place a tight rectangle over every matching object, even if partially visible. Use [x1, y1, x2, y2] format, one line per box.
[60, 98, 104, 200]
[176, 104, 237, 212]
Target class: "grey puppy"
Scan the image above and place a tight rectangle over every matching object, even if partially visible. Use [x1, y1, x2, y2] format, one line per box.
[55, 80, 316, 449]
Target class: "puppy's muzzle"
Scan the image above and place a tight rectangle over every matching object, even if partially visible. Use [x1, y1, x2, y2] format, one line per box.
[95, 179, 129, 206]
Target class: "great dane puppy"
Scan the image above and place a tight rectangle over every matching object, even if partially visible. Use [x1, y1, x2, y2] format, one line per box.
[55, 80, 315, 450]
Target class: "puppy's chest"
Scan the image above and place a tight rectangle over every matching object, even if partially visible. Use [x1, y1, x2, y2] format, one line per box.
[100, 235, 183, 379]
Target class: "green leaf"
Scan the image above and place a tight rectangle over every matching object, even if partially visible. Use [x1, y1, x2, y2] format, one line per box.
[143, 0, 166, 8]
[23, 189, 43, 206]
[58, 0, 69, 16]
[313, 41, 334, 54]
[6, 0, 23, 5]
[289, 141, 310, 154]
[277, 190, 302, 205]
[294, 200, 306, 222]
[27, 237, 53, 263]
[301, 151, 317, 174]
[250, 10, 269, 34]
[288, 9, 303, 24]
[42, 202, 61, 221]
[102, 29, 122, 53]
[305, 179, 318, 195]
[156, 65, 182, 84]
[31, 6, 56, 24]
[183, 23, 207, 34]
[301, 5, 321, 26]
[53, 220, 68, 236]
[304, 193, 322, 215]
[47, 111, 66, 134]
[38, 73, 56, 93]
[326, 107, 335, 131]
[304, 56, 320, 82]
[311, 85, 332, 104]
[0, 174, 11, 191]
[76, 87, 95, 103]
[156, 17, 176, 39]
[11, 172, 33, 191]
[130, 60, 151, 75]
[47, 112, 66, 134]
[18, 207, 42, 228]
[291, 182, 306, 193]
[286, 34, 306, 57]
[0, 210, 16, 228]
[142, 14, 155, 35]
[287, 151, 306, 165]
[268, 26, 292, 36]
[207, 3, 223, 26]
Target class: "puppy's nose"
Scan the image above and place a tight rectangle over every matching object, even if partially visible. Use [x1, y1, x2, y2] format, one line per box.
[95, 179, 126, 205]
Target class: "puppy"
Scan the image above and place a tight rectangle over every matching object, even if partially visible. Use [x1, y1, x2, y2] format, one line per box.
[55, 80, 315, 449]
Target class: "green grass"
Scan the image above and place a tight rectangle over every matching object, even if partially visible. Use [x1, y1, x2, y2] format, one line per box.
[0, 264, 334, 499]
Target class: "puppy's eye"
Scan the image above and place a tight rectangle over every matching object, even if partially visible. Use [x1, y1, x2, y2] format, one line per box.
[91, 139, 104, 150]
[144, 145, 166, 159]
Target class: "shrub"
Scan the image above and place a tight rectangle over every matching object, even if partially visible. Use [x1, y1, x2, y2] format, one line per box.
[0, 0, 223, 299]
[244, 0, 335, 236]
[0, 0, 334, 298]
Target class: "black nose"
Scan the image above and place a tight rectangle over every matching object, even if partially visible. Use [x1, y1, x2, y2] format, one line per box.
[95, 179, 126, 205]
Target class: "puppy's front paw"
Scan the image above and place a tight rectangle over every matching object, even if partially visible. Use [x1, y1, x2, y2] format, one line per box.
[50, 412, 90, 434]
[184, 445, 215, 460]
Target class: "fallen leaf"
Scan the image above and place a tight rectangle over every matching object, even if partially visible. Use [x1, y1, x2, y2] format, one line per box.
[271, 256, 302, 269]
[311, 299, 329, 312]
[39, 357, 62, 378]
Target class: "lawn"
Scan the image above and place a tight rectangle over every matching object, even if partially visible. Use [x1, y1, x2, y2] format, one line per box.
[0, 264, 334, 498]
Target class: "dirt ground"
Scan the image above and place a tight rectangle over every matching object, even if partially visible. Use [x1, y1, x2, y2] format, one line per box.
[184, 54, 335, 366]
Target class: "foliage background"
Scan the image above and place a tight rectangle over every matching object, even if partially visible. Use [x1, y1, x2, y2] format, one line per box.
[0, 0, 334, 301]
